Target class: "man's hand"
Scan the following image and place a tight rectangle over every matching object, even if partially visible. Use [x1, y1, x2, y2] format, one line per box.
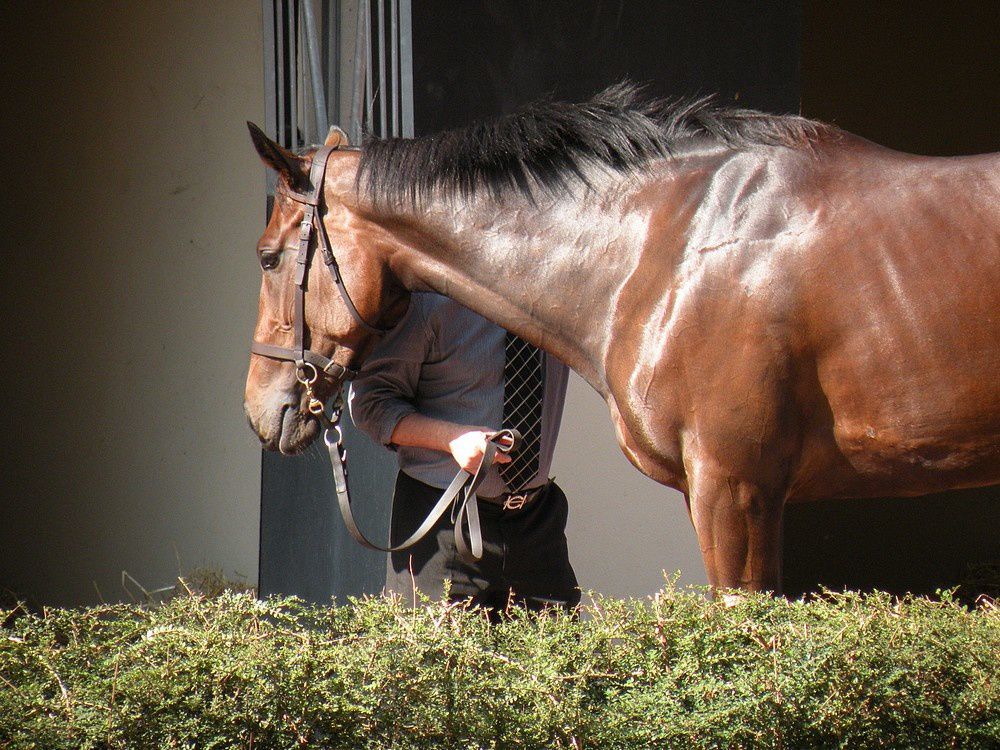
[447, 429, 512, 474]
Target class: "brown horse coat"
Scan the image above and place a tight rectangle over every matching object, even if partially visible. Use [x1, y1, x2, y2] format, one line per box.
[245, 87, 1000, 592]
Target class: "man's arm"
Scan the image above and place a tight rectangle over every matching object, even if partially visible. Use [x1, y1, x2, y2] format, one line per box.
[349, 297, 509, 473]
[389, 414, 510, 474]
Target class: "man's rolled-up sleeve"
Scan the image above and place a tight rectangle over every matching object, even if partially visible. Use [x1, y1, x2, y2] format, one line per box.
[348, 300, 429, 448]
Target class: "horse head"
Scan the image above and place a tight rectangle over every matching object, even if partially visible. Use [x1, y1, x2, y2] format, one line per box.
[243, 124, 406, 454]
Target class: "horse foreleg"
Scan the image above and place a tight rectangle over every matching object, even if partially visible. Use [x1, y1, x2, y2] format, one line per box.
[687, 469, 784, 594]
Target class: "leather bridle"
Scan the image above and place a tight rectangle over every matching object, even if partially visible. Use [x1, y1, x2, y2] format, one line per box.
[249, 142, 518, 562]
[250, 143, 391, 401]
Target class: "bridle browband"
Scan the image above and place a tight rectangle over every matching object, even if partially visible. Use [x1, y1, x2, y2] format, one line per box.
[250, 142, 392, 399]
[248, 141, 518, 563]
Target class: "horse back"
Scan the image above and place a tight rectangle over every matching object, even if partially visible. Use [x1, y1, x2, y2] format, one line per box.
[606, 140, 1000, 501]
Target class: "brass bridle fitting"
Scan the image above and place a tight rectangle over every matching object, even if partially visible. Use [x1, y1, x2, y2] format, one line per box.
[295, 361, 326, 415]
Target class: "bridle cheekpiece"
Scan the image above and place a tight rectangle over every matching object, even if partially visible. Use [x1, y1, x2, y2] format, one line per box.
[250, 142, 392, 416]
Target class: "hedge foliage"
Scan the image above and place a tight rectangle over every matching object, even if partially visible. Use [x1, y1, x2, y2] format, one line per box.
[1, 585, 998, 749]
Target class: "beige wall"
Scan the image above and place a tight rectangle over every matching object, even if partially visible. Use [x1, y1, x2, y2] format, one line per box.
[1, 1, 265, 606]
[555, 376, 708, 597]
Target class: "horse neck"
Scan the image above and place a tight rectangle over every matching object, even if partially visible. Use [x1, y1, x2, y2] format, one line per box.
[375, 175, 650, 393]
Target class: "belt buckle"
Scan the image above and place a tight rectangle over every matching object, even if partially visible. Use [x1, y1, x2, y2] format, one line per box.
[502, 492, 529, 511]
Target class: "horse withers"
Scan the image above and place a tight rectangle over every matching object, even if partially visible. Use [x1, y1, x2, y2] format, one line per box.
[243, 84, 1000, 594]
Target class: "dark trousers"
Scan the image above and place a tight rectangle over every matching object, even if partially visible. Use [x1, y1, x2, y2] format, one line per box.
[385, 471, 581, 612]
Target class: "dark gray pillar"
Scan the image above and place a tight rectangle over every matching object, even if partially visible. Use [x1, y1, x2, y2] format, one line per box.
[258, 0, 408, 603]
[259, 422, 394, 602]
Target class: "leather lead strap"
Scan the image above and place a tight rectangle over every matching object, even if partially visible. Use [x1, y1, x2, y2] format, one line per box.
[326, 424, 519, 563]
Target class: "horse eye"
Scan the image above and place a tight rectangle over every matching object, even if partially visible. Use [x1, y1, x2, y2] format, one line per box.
[259, 251, 281, 271]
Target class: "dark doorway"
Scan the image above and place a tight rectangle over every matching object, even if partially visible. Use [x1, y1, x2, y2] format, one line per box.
[785, 1, 1000, 600]
[411, 1, 800, 134]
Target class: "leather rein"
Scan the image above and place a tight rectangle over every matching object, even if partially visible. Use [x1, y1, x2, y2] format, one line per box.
[250, 143, 518, 562]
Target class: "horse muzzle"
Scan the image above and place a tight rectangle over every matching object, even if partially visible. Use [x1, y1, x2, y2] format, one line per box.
[276, 401, 321, 454]
[244, 380, 324, 455]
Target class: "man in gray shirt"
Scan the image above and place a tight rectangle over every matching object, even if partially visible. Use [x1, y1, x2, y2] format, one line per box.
[349, 292, 580, 612]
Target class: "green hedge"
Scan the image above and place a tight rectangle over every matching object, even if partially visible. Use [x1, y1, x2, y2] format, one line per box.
[2, 586, 998, 749]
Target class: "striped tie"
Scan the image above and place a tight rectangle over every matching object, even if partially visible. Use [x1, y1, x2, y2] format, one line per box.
[499, 332, 544, 492]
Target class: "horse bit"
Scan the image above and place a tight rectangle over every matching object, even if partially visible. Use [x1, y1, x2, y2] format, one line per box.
[250, 142, 517, 562]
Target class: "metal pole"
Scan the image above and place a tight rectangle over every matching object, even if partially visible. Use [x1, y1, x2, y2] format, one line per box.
[398, 0, 413, 137]
[276, 0, 287, 146]
[364, 0, 373, 134]
[390, 0, 398, 137]
[297, 3, 309, 145]
[289, 0, 298, 147]
[377, 0, 387, 137]
[262, 0, 278, 195]
[322, 0, 340, 127]
[350, 0, 367, 142]
[302, 0, 329, 140]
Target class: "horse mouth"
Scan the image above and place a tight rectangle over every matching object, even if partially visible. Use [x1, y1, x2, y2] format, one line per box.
[275, 404, 321, 455]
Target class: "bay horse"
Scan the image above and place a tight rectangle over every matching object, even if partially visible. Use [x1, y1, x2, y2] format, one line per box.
[243, 84, 1000, 593]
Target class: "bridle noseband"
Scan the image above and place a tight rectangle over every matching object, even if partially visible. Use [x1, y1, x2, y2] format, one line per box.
[250, 143, 392, 413]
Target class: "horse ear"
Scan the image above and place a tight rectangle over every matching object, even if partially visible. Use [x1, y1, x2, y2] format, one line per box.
[325, 125, 349, 147]
[246, 122, 309, 191]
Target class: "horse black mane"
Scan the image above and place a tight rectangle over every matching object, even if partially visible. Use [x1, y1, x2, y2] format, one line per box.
[357, 82, 834, 207]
